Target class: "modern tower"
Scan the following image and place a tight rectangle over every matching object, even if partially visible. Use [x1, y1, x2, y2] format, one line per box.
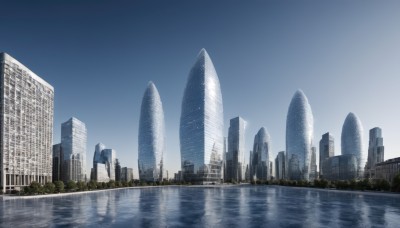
[341, 112, 364, 178]
[365, 127, 384, 178]
[275, 151, 286, 180]
[91, 143, 118, 182]
[61, 117, 87, 182]
[138, 81, 165, 182]
[180, 49, 224, 184]
[319, 132, 334, 177]
[309, 146, 317, 180]
[226, 116, 246, 182]
[286, 89, 314, 181]
[0, 53, 54, 192]
[251, 127, 271, 181]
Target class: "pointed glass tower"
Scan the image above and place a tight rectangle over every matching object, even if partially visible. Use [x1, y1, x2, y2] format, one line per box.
[138, 81, 165, 182]
[180, 49, 224, 184]
[251, 127, 271, 181]
[286, 89, 314, 180]
[341, 112, 364, 178]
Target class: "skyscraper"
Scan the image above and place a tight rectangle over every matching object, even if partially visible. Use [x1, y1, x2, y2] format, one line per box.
[365, 127, 384, 178]
[309, 146, 317, 180]
[275, 151, 286, 180]
[286, 90, 314, 181]
[341, 112, 364, 178]
[226, 116, 246, 182]
[251, 127, 271, 181]
[52, 144, 62, 182]
[319, 132, 334, 177]
[0, 53, 54, 192]
[138, 81, 165, 182]
[180, 49, 224, 184]
[61, 117, 87, 182]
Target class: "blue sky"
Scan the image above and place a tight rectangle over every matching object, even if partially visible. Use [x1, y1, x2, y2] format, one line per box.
[1, 1, 400, 178]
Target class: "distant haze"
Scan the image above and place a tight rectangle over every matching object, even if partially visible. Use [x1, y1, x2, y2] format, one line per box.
[1, 1, 399, 178]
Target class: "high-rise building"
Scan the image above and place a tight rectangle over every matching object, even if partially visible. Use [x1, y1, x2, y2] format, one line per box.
[275, 151, 286, 180]
[121, 167, 133, 182]
[115, 159, 121, 181]
[61, 117, 87, 182]
[0, 53, 54, 192]
[223, 137, 227, 181]
[250, 127, 271, 181]
[321, 154, 358, 181]
[319, 132, 334, 177]
[309, 146, 317, 180]
[341, 112, 364, 179]
[286, 90, 314, 181]
[91, 143, 118, 183]
[226, 117, 246, 182]
[52, 144, 62, 182]
[365, 127, 384, 178]
[138, 81, 165, 182]
[180, 49, 224, 184]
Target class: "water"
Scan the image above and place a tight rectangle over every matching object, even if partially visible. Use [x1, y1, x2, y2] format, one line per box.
[1, 185, 400, 227]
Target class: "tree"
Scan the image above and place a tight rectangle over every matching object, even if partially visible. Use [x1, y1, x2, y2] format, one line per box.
[29, 181, 43, 194]
[77, 181, 87, 191]
[66, 180, 77, 192]
[392, 173, 400, 192]
[88, 180, 97, 190]
[54, 181, 64, 193]
[108, 180, 116, 188]
[43, 182, 55, 194]
[96, 182, 104, 189]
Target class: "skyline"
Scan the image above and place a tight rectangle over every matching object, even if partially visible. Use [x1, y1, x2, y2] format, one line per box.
[1, 1, 400, 178]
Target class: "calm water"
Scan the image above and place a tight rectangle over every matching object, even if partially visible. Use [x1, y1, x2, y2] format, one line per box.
[1, 185, 400, 227]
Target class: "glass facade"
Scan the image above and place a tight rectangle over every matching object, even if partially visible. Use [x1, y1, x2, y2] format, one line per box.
[275, 151, 286, 180]
[226, 116, 246, 182]
[0, 53, 54, 192]
[365, 127, 384, 178]
[309, 146, 317, 180]
[250, 127, 271, 181]
[319, 132, 334, 177]
[138, 82, 165, 182]
[321, 154, 357, 180]
[180, 49, 223, 184]
[61, 117, 87, 182]
[91, 143, 118, 182]
[286, 90, 314, 181]
[341, 112, 364, 179]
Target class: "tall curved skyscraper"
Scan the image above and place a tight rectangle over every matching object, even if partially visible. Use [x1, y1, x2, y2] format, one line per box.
[250, 127, 271, 181]
[286, 89, 314, 180]
[138, 81, 165, 182]
[180, 49, 224, 184]
[341, 112, 364, 178]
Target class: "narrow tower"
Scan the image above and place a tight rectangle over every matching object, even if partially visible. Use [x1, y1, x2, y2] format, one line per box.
[138, 82, 165, 182]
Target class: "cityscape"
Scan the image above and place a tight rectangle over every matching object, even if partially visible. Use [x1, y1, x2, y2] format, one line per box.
[1, 1, 400, 227]
[0, 48, 398, 191]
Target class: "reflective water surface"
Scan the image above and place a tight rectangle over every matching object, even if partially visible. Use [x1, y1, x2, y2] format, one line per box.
[1, 186, 400, 227]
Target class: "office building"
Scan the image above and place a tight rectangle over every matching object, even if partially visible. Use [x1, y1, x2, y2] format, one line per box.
[138, 82, 165, 182]
[309, 146, 317, 180]
[226, 117, 246, 182]
[0, 53, 54, 192]
[286, 90, 314, 181]
[319, 132, 334, 177]
[61, 117, 87, 182]
[365, 127, 384, 178]
[180, 49, 224, 184]
[321, 154, 358, 181]
[341, 112, 365, 178]
[91, 143, 117, 182]
[275, 151, 286, 180]
[250, 127, 271, 181]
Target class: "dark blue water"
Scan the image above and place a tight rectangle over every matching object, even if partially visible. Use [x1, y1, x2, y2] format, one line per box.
[1, 186, 399, 227]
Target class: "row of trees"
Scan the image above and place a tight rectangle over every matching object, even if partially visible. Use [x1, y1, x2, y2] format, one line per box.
[250, 173, 400, 192]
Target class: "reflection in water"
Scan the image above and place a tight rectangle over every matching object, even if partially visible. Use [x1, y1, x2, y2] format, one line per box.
[1, 186, 400, 227]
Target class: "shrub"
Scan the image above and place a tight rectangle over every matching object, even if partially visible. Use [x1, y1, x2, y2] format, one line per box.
[66, 180, 77, 192]
[392, 173, 400, 192]
[54, 181, 64, 193]
[77, 181, 87, 191]
[44, 182, 55, 194]
[88, 180, 97, 190]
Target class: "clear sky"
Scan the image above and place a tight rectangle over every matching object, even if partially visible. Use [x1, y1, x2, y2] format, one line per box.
[1, 1, 400, 178]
